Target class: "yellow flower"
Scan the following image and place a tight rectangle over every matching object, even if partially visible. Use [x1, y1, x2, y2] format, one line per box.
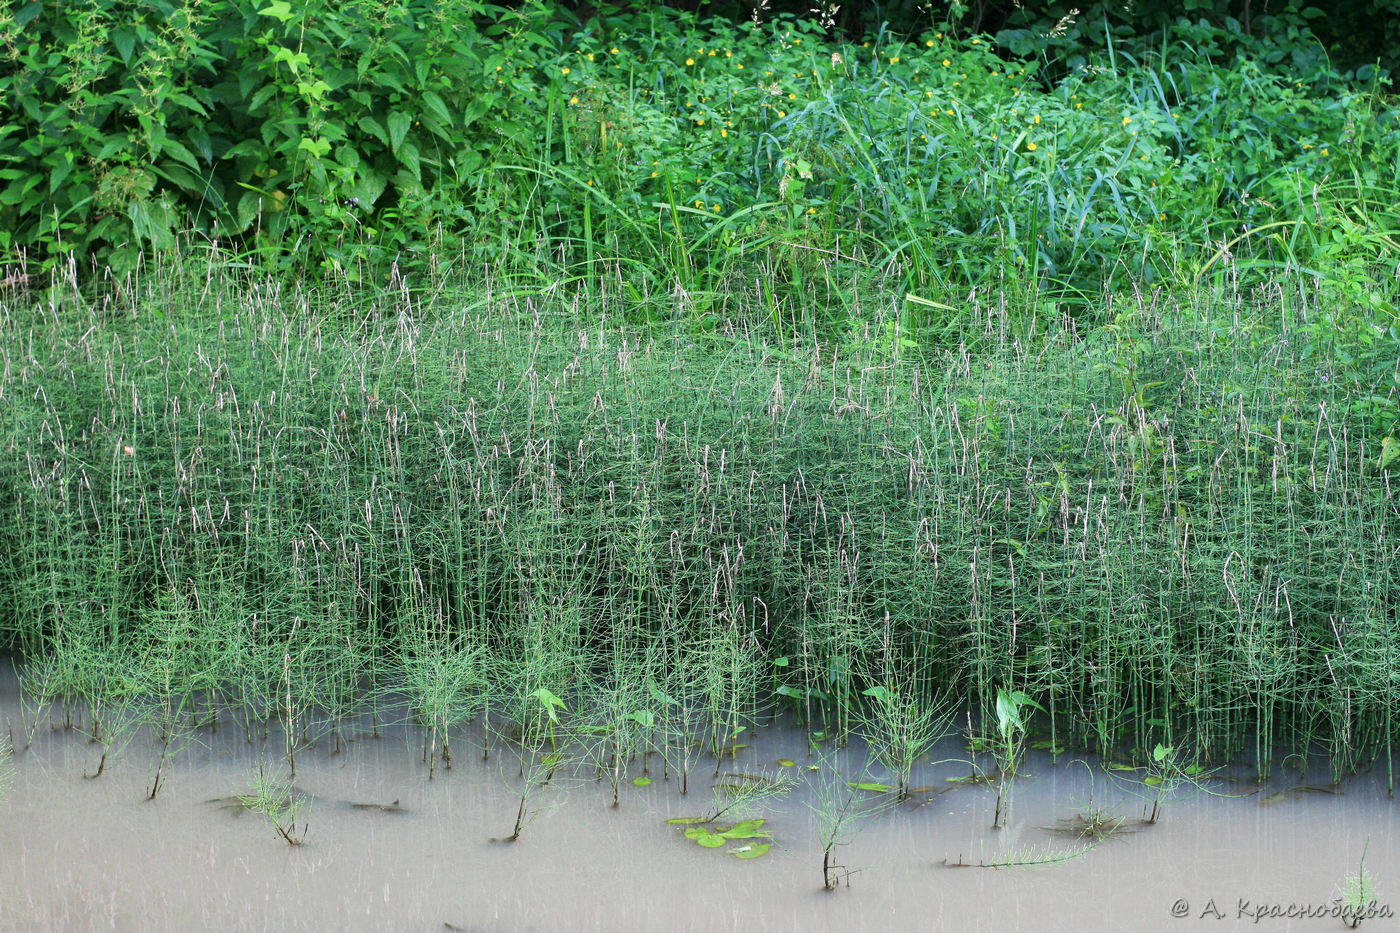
[1321, 148, 1329, 155]
[1122, 116, 1131, 125]
[610, 47, 619, 54]
[721, 128, 728, 137]
[651, 171, 659, 177]
[686, 58, 695, 66]
[890, 57, 900, 64]
[561, 67, 570, 75]
[696, 118, 705, 125]
[712, 204, 720, 211]
[694, 199, 703, 207]
[942, 58, 951, 67]
[1026, 142, 1037, 151]
[925, 39, 934, 47]
[1033, 114, 1040, 124]
[569, 95, 579, 104]
[944, 109, 954, 116]
[736, 63, 744, 69]
[777, 110, 786, 118]
[708, 50, 716, 56]
[586, 53, 595, 61]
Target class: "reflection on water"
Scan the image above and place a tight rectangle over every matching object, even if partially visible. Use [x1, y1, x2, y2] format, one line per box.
[0, 672, 1394, 932]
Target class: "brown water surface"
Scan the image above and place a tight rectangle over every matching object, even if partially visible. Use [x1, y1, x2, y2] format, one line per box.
[0, 674, 1394, 932]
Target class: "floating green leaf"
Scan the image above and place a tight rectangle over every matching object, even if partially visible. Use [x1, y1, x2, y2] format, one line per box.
[632, 776, 652, 787]
[847, 781, 896, 793]
[776, 758, 795, 767]
[721, 819, 771, 839]
[731, 843, 771, 859]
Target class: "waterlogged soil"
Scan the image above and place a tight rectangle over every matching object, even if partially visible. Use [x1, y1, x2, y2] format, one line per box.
[0, 685, 1395, 931]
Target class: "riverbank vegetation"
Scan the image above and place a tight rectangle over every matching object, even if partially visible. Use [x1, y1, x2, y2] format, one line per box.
[0, 1, 1396, 792]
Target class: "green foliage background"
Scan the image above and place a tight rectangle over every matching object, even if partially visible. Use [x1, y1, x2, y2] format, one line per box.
[2, 0, 1396, 337]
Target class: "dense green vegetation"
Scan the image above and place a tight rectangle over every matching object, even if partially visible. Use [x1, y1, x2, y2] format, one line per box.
[1, 259, 1396, 782]
[1, 2, 1397, 787]
[4, 1, 1397, 331]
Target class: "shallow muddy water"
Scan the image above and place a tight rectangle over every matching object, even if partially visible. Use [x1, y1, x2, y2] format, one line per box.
[0, 673, 1395, 933]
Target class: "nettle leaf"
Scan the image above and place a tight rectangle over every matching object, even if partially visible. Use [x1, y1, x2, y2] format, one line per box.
[111, 27, 138, 65]
[461, 97, 491, 128]
[358, 117, 389, 147]
[258, 1, 295, 24]
[421, 90, 452, 126]
[298, 137, 332, 159]
[387, 112, 412, 155]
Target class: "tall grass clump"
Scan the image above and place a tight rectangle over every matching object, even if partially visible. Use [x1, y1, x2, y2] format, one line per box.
[0, 255, 1396, 778]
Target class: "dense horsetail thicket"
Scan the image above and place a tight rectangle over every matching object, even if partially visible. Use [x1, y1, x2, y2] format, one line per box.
[1, 261, 1395, 782]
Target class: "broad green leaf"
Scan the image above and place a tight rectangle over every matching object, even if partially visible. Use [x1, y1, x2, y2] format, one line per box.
[258, 1, 294, 23]
[1380, 436, 1398, 472]
[646, 679, 678, 707]
[847, 781, 895, 793]
[776, 758, 795, 767]
[720, 828, 772, 840]
[632, 776, 651, 787]
[862, 685, 892, 704]
[298, 137, 331, 160]
[694, 832, 725, 848]
[731, 844, 771, 859]
[387, 111, 412, 156]
[358, 117, 389, 147]
[111, 28, 137, 65]
[421, 90, 452, 126]
[667, 816, 708, 824]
